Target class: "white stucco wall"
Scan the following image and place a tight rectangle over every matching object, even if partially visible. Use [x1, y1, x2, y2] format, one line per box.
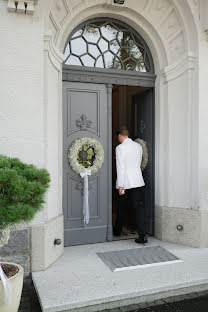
[0, 2, 44, 163]
[0, 1, 45, 225]
[198, 34, 208, 211]
[0, 1, 63, 224]
[42, 52, 63, 220]
[0, 3, 43, 164]
[1, 0, 208, 266]
[167, 70, 196, 208]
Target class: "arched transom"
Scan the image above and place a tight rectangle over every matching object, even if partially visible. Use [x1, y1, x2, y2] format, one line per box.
[64, 19, 154, 73]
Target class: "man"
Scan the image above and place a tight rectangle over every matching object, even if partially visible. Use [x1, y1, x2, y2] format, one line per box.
[113, 126, 148, 244]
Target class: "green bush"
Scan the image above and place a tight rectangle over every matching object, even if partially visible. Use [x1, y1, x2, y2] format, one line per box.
[0, 155, 50, 229]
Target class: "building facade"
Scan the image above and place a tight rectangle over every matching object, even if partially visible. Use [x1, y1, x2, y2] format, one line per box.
[0, 0, 208, 276]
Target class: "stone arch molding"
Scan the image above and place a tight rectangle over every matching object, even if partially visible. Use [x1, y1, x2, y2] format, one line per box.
[44, 0, 198, 76]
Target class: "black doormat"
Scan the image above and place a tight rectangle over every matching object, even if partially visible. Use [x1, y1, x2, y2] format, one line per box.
[97, 245, 183, 271]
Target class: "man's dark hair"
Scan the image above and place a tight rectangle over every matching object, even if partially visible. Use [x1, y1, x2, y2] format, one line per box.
[116, 126, 129, 136]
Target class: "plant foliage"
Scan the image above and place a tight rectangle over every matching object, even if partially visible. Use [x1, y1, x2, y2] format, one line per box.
[0, 155, 50, 229]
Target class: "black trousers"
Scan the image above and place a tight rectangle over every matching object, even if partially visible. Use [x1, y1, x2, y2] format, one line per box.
[114, 186, 146, 236]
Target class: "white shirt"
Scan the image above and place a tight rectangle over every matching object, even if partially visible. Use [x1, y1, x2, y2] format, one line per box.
[115, 138, 145, 190]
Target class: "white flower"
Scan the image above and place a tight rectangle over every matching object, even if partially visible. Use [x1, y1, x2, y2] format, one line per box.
[68, 138, 104, 175]
[134, 138, 148, 171]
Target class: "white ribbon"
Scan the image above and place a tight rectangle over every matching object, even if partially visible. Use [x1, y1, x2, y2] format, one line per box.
[0, 264, 12, 304]
[80, 169, 91, 225]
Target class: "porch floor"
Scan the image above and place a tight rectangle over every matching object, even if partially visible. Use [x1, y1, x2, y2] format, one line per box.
[32, 237, 208, 312]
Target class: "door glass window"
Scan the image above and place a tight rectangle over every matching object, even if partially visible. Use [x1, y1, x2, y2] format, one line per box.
[64, 19, 153, 72]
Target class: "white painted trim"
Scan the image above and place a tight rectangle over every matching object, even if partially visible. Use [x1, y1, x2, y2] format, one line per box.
[161, 53, 196, 82]
[114, 259, 184, 272]
[44, 33, 64, 72]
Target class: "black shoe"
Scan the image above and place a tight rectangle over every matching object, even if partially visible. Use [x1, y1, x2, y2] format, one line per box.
[135, 236, 148, 244]
[113, 227, 121, 236]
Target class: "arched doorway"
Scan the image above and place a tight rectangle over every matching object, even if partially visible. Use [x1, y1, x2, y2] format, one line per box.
[62, 18, 156, 246]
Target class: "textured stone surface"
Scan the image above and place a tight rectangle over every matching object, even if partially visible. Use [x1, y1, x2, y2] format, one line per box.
[0, 215, 64, 277]
[17, 278, 208, 312]
[154, 206, 208, 248]
[32, 237, 208, 312]
[0, 229, 29, 256]
[200, 210, 208, 247]
[0, 228, 31, 277]
[161, 207, 201, 247]
[16, 275, 208, 312]
[31, 214, 64, 272]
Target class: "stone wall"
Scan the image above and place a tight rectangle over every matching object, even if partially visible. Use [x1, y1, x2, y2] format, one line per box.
[0, 215, 64, 275]
[0, 228, 30, 277]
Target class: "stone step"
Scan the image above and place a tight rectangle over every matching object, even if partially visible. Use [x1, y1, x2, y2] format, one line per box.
[32, 238, 208, 312]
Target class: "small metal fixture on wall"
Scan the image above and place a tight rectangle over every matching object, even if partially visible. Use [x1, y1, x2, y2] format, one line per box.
[54, 239, 62, 245]
[114, 0, 125, 4]
[177, 225, 184, 231]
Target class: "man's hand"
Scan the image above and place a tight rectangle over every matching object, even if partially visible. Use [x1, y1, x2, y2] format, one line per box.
[119, 187, 125, 196]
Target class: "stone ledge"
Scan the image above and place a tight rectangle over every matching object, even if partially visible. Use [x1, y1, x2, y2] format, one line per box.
[155, 206, 208, 248]
[7, 0, 38, 15]
[31, 214, 64, 272]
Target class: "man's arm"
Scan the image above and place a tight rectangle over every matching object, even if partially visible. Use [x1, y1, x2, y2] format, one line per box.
[116, 146, 125, 195]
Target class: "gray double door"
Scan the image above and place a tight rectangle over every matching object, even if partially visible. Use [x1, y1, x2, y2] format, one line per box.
[63, 81, 111, 246]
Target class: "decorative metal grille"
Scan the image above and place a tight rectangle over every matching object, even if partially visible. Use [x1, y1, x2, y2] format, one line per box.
[64, 19, 153, 73]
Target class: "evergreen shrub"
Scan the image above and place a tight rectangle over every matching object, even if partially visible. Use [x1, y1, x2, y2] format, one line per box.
[0, 155, 50, 229]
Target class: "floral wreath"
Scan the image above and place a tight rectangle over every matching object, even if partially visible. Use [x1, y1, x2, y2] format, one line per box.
[134, 138, 148, 171]
[68, 137, 104, 175]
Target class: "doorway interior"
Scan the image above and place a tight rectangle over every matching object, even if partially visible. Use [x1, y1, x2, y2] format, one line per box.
[112, 85, 154, 240]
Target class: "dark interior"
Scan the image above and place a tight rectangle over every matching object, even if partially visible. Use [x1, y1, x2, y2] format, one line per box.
[112, 84, 150, 238]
